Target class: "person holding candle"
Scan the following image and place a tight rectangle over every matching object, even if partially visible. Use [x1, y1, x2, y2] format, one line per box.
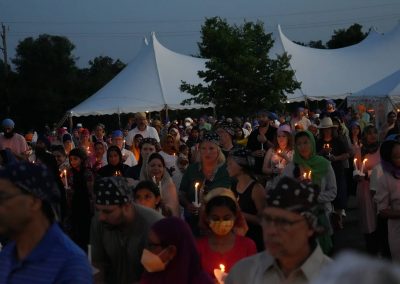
[348, 121, 363, 195]
[65, 148, 94, 252]
[78, 128, 94, 158]
[316, 117, 349, 230]
[373, 135, 400, 261]
[51, 144, 70, 172]
[140, 217, 213, 284]
[282, 130, 337, 254]
[354, 124, 382, 255]
[246, 110, 277, 174]
[97, 145, 131, 177]
[140, 152, 179, 217]
[62, 133, 75, 156]
[263, 124, 294, 191]
[179, 132, 231, 235]
[131, 133, 143, 162]
[229, 147, 267, 251]
[197, 188, 257, 281]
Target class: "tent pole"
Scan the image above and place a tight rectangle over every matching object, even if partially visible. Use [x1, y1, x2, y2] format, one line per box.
[165, 105, 169, 123]
[117, 108, 121, 129]
[69, 113, 73, 133]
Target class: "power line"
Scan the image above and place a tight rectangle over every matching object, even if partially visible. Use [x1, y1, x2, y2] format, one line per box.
[2, 2, 400, 26]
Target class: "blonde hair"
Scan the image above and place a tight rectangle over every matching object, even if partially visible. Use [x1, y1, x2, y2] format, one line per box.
[196, 141, 226, 165]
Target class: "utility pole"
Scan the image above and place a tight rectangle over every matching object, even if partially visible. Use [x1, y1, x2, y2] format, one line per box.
[0, 22, 8, 76]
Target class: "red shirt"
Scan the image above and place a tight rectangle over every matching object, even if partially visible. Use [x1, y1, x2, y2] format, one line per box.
[197, 235, 257, 279]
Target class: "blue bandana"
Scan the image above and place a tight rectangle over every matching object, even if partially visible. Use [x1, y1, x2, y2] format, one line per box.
[0, 162, 60, 203]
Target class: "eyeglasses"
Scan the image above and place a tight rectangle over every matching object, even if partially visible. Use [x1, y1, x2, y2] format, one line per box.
[0, 192, 24, 205]
[261, 215, 305, 231]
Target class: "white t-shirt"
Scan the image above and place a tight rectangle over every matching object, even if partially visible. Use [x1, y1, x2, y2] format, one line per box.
[0, 133, 28, 155]
[126, 126, 160, 147]
[121, 148, 138, 167]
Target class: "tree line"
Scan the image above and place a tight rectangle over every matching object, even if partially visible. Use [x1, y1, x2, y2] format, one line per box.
[0, 19, 367, 131]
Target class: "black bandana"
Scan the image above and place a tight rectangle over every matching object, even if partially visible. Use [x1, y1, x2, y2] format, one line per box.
[229, 147, 255, 168]
[201, 132, 220, 145]
[94, 177, 132, 205]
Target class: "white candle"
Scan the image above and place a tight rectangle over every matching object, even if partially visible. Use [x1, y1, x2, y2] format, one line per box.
[152, 176, 157, 184]
[361, 158, 368, 174]
[261, 143, 264, 151]
[353, 158, 358, 172]
[194, 182, 200, 206]
[63, 169, 68, 188]
[307, 170, 312, 180]
[88, 244, 92, 264]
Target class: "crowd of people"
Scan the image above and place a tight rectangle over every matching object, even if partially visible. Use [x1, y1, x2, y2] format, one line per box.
[0, 100, 399, 283]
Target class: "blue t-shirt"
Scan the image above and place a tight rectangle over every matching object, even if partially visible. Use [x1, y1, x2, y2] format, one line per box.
[0, 223, 92, 284]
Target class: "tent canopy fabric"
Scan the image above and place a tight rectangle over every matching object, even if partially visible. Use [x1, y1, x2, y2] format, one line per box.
[347, 69, 400, 129]
[69, 33, 211, 117]
[276, 24, 400, 102]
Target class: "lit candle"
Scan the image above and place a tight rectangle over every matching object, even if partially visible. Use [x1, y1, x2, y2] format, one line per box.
[360, 158, 368, 174]
[277, 150, 282, 168]
[303, 172, 307, 180]
[353, 158, 358, 172]
[194, 182, 200, 206]
[220, 264, 225, 273]
[307, 170, 312, 180]
[63, 169, 68, 188]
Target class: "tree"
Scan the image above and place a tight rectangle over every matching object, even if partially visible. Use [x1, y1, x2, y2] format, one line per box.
[10, 34, 79, 129]
[79, 56, 125, 95]
[326, 23, 367, 49]
[180, 17, 301, 116]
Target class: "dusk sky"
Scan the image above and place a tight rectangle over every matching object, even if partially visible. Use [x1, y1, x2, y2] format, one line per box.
[1, 0, 399, 67]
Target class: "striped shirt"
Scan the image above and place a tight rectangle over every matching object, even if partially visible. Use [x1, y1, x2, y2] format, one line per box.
[0, 223, 92, 284]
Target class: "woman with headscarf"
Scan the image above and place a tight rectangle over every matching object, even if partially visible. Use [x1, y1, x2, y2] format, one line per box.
[197, 188, 256, 281]
[140, 152, 179, 217]
[65, 148, 94, 251]
[373, 135, 400, 261]
[126, 138, 160, 180]
[228, 147, 266, 251]
[140, 217, 213, 284]
[179, 132, 231, 235]
[282, 130, 337, 254]
[97, 145, 131, 177]
[354, 125, 381, 255]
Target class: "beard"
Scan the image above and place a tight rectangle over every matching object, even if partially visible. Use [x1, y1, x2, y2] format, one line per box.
[3, 130, 14, 139]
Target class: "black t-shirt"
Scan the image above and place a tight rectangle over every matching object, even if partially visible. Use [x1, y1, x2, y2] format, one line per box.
[246, 126, 277, 173]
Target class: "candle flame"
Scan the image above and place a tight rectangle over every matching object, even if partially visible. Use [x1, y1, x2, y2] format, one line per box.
[219, 264, 225, 272]
[303, 173, 307, 179]
[363, 158, 368, 163]
[195, 182, 200, 190]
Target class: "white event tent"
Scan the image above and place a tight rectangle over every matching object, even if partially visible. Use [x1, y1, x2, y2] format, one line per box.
[347, 69, 400, 128]
[69, 33, 212, 117]
[275, 23, 400, 102]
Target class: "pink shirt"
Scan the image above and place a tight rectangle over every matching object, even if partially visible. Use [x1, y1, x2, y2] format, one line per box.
[0, 133, 28, 155]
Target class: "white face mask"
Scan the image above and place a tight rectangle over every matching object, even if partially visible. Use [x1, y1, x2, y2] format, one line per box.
[141, 248, 167, 273]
